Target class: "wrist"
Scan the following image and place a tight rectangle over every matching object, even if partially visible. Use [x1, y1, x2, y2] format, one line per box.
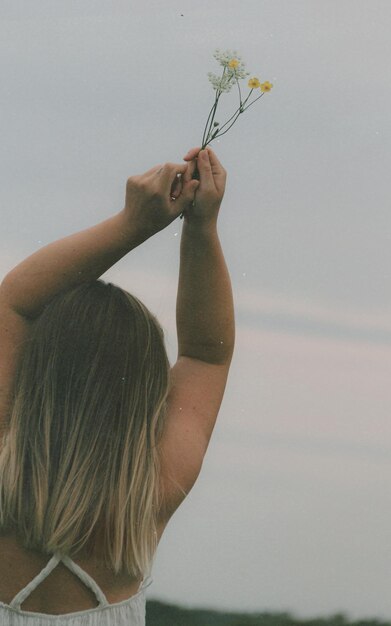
[182, 220, 218, 244]
[181, 218, 220, 256]
[182, 213, 218, 236]
[118, 208, 157, 246]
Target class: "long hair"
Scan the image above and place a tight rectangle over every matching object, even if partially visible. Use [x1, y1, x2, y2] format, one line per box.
[0, 279, 170, 577]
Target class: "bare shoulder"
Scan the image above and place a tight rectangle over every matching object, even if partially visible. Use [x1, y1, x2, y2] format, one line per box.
[0, 294, 32, 433]
[158, 355, 231, 521]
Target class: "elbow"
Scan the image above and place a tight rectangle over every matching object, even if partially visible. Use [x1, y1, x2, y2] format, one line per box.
[178, 337, 235, 366]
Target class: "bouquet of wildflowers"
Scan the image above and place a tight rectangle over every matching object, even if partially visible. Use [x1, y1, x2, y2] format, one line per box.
[176, 49, 273, 213]
[190, 49, 273, 181]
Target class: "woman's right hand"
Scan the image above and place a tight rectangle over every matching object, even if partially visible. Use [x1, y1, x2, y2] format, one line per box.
[124, 159, 198, 235]
[182, 146, 227, 223]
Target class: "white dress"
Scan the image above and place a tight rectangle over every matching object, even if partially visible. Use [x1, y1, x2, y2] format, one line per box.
[0, 552, 152, 625]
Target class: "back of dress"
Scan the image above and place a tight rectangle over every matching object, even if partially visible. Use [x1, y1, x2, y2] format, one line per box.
[0, 552, 152, 625]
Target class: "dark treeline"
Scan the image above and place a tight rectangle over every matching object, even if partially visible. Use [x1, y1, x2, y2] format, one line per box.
[146, 600, 391, 626]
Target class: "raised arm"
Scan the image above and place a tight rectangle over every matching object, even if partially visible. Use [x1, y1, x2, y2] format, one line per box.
[0, 160, 199, 430]
[0, 161, 198, 319]
[158, 147, 235, 518]
[178, 147, 234, 367]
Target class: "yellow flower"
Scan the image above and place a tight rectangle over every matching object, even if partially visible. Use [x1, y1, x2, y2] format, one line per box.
[260, 81, 273, 92]
[228, 58, 240, 69]
[248, 77, 261, 89]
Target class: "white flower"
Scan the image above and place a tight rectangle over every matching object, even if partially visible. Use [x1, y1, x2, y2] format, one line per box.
[207, 71, 235, 93]
[212, 48, 251, 80]
[213, 48, 241, 65]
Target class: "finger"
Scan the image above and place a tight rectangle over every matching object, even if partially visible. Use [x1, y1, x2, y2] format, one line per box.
[170, 173, 183, 198]
[183, 147, 201, 161]
[183, 158, 197, 183]
[159, 162, 188, 197]
[176, 179, 200, 211]
[143, 163, 164, 177]
[204, 147, 224, 176]
[196, 149, 215, 187]
[182, 160, 193, 183]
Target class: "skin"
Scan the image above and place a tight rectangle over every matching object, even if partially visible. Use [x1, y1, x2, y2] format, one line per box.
[0, 146, 235, 613]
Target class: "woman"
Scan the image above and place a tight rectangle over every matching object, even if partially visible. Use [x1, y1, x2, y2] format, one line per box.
[0, 145, 235, 624]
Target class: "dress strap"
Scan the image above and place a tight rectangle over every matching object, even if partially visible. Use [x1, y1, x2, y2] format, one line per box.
[139, 575, 153, 592]
[60, 554, 109, 607]
[9, 552, 109, 610]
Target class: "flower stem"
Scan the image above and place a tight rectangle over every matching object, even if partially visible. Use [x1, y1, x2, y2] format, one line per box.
[202, 91, 220, 147]
[206, 93, 221, 144]
[203, 110, 242, 146]
[207, 86, 252, 140]
[203, 66, 232, 146]
[236, 76, 243, 108]
[203, 89, 266, 148]
[240, 91, 265, 112]
[204, 87, 254, 144]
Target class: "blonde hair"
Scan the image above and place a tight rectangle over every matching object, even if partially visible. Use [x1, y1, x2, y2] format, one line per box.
[0, 279, 170, 577]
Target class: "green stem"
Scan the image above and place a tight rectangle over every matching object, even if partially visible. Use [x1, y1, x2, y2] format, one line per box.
[240, 90, 265, 112]
[202, 110, 242, 146]
[202, 91, 220, 147]
[206, 93, 221, 144]
[236, 76, 243, 107]
[204, 84, 251, 143]
[202, 85, 257, 146]
[203, 66, 232, 145]
[204, 89, 266, 147]
[213, 88, 253, 136]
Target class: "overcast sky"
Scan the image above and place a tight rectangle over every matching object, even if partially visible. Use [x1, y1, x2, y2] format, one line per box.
[1, 0, 391, 620]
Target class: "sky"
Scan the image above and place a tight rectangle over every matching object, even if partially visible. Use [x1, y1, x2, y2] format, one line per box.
[1, 0, 391, 620]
